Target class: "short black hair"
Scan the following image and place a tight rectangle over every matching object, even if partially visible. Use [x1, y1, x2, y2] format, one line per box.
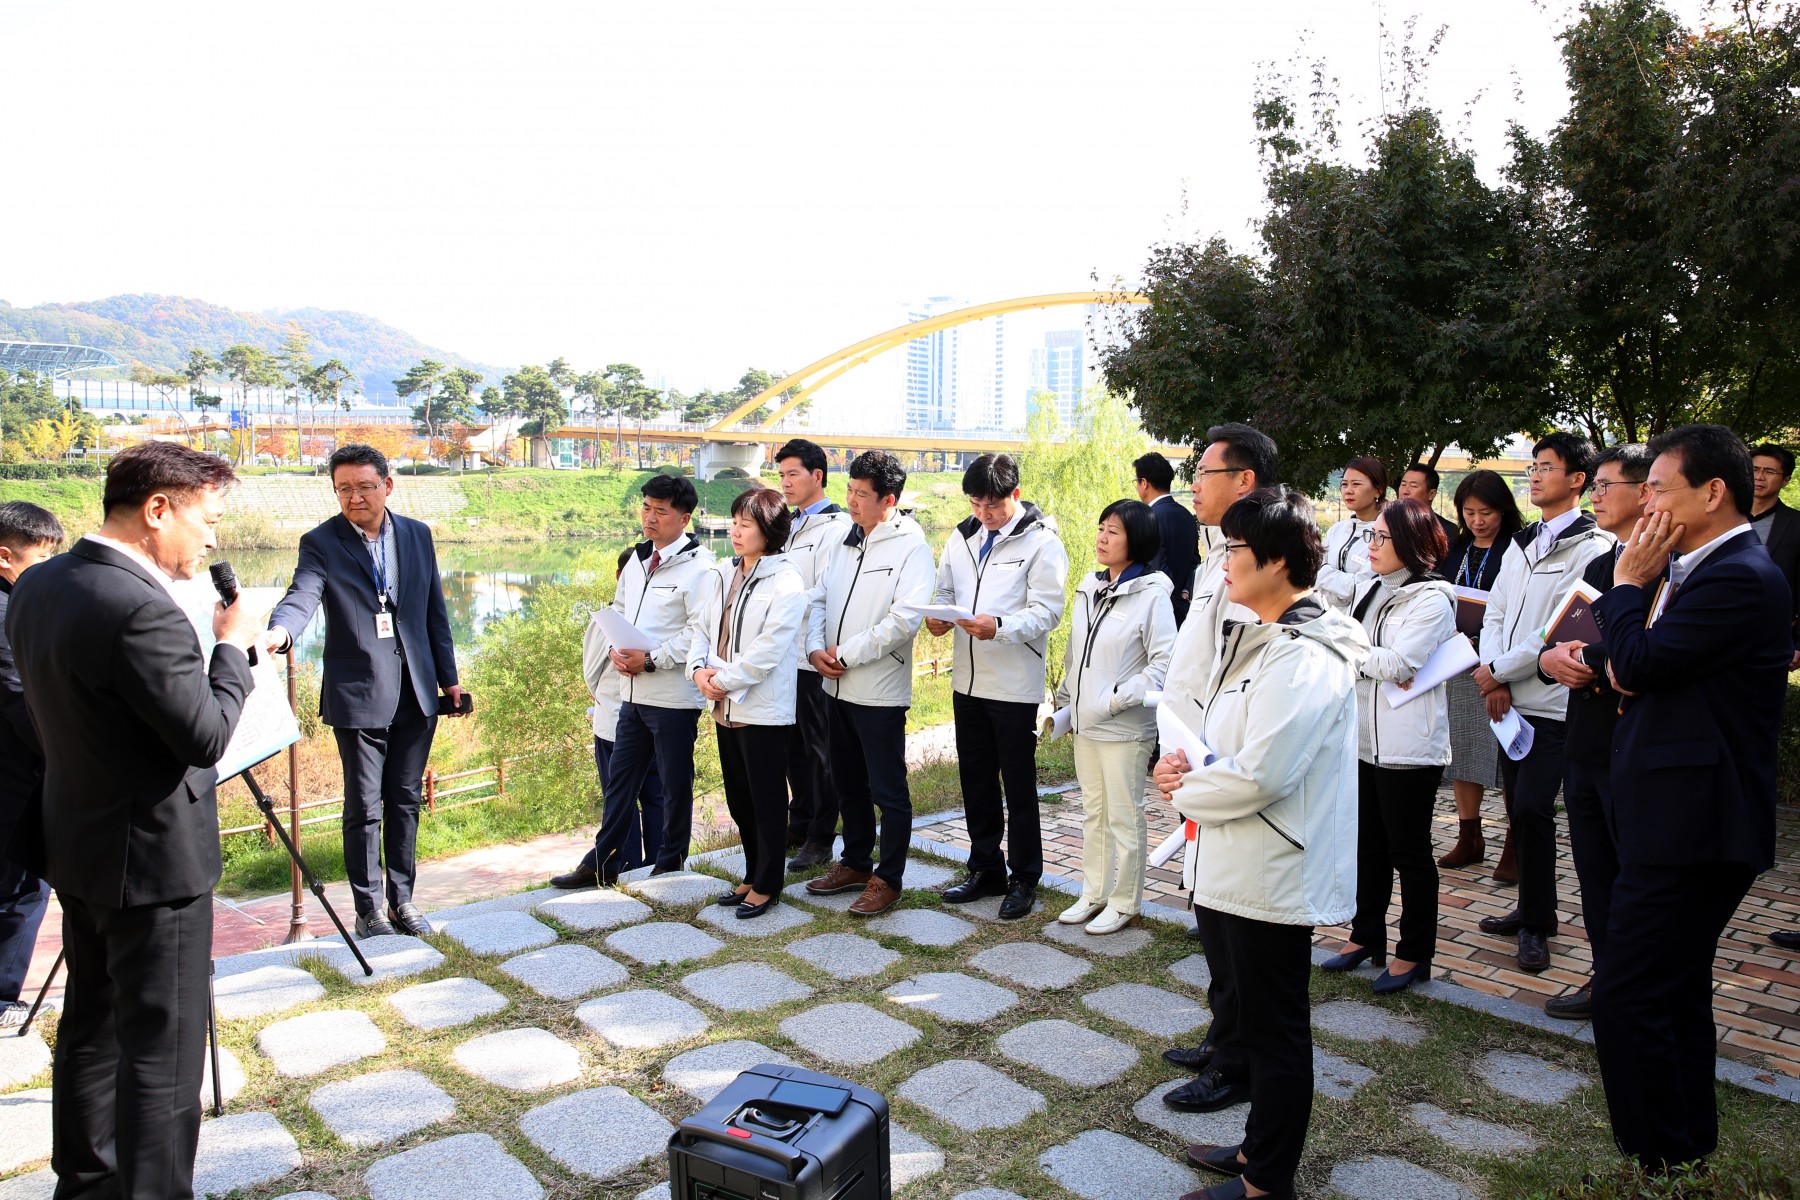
[774, 438, 828, 481]
[1219, 487, 1323, 589]
[961, 453, 1020, 501]
[615, 547, 633, 577]
[1403, 463, 1440, 492]
[1205, 423, 1278, 488]
[848, 450, 907, 503]
[1533, 431, 1597, 494]
[1750, 443, 1796, 479]
[730, 486, 793, 553]
[1098, 498, 1161, 566]
[1647, 424, 1755, 517]
[1132, 453, 1175, 493]
[0, 501, 64, 552]
[1382, 498, 1449, 574]
[1592, 443, 1652, 484]
[642, 472, 699, 514]
[329, 443, 390, 480]
[103, 441, 237, 516]
[1451, 469, 1524, 544]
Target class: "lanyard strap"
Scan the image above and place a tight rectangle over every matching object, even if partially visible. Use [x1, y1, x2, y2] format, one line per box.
[370, 517, 390, 608]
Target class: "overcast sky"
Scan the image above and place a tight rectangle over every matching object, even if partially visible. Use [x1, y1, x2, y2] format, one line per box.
[8, 0, 1721, 399]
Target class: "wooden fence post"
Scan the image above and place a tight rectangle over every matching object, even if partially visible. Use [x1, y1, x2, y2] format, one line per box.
[424, 769, 436, 811]
[497, 758, 506, 797]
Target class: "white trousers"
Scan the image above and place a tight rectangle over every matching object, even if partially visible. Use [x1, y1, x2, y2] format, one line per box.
[1072, 734, 1153, 914]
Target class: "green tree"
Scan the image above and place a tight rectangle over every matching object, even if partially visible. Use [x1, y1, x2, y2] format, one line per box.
[504, 364, 569, 465]
[603, 363, 663, 466]
[277, 324, 314, 437]
[396, 359, 447, 450]
[218, 344, 280, 461]
[0, 369, 64, 461]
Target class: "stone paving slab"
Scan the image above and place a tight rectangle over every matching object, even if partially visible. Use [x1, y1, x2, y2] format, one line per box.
[1311, 999, 1426, 1045]
[662, 1040, 801, 1102]
[679, 962, 814, 1012]
[385, 976, 509, 1030]
[1133, 1079, 1250, 1145]
[500, 944, 630, 1001]
[626, 872, 729, 906]
[258, 1010, 387, 1077]
[604, 922, 726, 966]
[891, 1125, 944, 1188]
[519, 1086, 674, 1180]
[201, 1046, 246, 1106]
[438, 911, 558, 957]
[884, 972, 1019, 1024]
[900, 861, 958, 891]
[780, 1002, 922, 1067]
[331, 935, 446, 986]
[193, 1112, 302, 1199]
[782, 881, 865, 913]
[951, 1192, 1029, 1200]
[534, 888, 652, 932]
[271, 1194, 336, 1200]
[452, 1028, 582, 1091]
[1315, 1048, 1377, 1099]
[783, 932, 901, 979]
[215, 964, 327, 1021]
[1168, 953, 1212, 991]
[938, 893, 1030, 922]
[1038, 920, 1152, 957]
[1327, 1157, 1476, 1200]
[309, 1069, 455, 1147]
[867, 909, 978, 947]
[0, 1088, 52, 1173]
[425, 887, 571, 924]
[694, 900, 816, 938]
[635, 1188, 670, 1200]
[212, 940, 345, 980]
[1081, 982, 1207, 1037]
[896, 1060, 1045, 1131]
[0, 1034, 50, 1089]
[0, 1171, 52, 1199]
[1478, 1050, 1590, 1104]
[1407, 1102, 1540, 1153]
[363, 1132, 545, 1200]
[576, 989, 712, 1049]
[997, 1019, 1138, 1087]
[968, 941, 1092, 990]
[1039, 1128, 1199, 1200]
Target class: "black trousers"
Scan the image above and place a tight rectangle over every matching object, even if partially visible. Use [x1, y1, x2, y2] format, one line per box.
[953, 691, 1042, 883]
[1564, 758, 1620, 971]
[718, 723, 792, 896]
[1350, 761, 1443, 964]
[0, 853, 48, 1003]
[1497, 715, 1567, 933]
[53, 891, 211, 1200]
[787, 670, 838, 843]
[1210, 906, 1314, 1194]
[594, 702, 698, 874]
[334, 673, 437, 916]
[1193, 902, 1248, 1083]
[575, 735, 665, 875]
[1592, 861, 1753, 1171]
[829, 698, 912, 890]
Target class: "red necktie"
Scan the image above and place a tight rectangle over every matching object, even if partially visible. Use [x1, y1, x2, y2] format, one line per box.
[648, 550, 661, 575]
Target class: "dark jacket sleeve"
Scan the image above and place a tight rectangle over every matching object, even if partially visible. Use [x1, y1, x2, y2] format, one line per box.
[110, 596, 254, 769]
[0, 592, 40, 757]
[422, 531, 458, 689]
[1600, 559, 1776, 695]
[269, 529, 329, 643]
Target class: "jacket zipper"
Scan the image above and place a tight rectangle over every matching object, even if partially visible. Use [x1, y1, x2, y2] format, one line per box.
[718, 566, 763, 724]
[963, 531, 987, 696]
[831, 537, 872, 692]
[625, 545, 677, 704]
[1072, 584, 1125, 734]
[1259, 812, 1304, 849]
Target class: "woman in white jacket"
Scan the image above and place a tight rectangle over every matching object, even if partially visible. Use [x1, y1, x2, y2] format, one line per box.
[1052, 500, 1176, 935]
[1323, 498, 1456, 995]
[687, 488, 808, 919]
[1154, 488, 1368, 1200]
[1316, 455, 1388, 608]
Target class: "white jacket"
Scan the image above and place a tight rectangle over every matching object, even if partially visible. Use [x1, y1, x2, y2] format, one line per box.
[1478, 514, 1615, 720]
[784, 503, 855, 674]
[612, 534, 716, 710]
[807, 511, 936, 708]
[1317, 515, 1376, 609]
[685, 555, 809, 727]
[582, 615, 624, 740]
[1169, 596, 1369, 926]
[1053, 568, 1176, 742]
[1351, 572, 1457, 767]
[933, 504, 1070, 705]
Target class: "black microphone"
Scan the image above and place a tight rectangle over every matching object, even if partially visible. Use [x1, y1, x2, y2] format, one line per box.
[209, 561, 239, 607]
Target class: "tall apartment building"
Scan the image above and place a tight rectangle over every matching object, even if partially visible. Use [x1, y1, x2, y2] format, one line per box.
[1027, 328, 1085, 425]
[902, 296, 1006, 433]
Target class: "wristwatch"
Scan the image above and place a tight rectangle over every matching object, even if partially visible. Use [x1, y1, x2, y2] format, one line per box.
[643, 657, 657, 673]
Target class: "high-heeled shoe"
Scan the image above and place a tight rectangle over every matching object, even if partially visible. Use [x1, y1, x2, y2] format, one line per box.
[1319, 945, 1386, 972]
[1371, 961, 1430, 994]
[715, 888, 752, 906]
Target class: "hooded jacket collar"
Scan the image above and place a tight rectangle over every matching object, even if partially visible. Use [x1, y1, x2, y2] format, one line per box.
[954, 501, 1048, 543]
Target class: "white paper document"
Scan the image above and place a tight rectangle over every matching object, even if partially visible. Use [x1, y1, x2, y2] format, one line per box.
[1040, 705, 1073, 741]
[215, 656, 303, 779]
[1380, 633, 1479, 709]
[1147, 827, 1188, 869]
[706, 655, 750, 704]
[1143, 690, 1163, 709]
[594, 608, 659, 653]
[1490, 708, 1535, 761]
[1155, 704, 1217, 772]
[901, 602, 976, 623]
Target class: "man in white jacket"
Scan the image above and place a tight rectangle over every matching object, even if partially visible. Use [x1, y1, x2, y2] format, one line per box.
[804, 451, 936, 916]
[774, 439, 854, 871]
[930, 454, 1069, 920]
[1473, 432, 1613, 973]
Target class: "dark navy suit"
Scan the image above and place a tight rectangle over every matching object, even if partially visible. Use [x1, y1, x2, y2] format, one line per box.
[1593, 527, 1790, 1170]
[1148, 493, 1199, 626]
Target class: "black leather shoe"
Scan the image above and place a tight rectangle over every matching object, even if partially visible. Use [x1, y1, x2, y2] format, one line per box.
[1162, 1042, 1214, 1072]
[997, 880, 1036, 920]
[354, 910, 396, 939]
[716, 888, 752, 907]
[1544, 985, 1593, 1019]
[1518, 928, 1550, 973]
[1186, 924, 1203, 941]
[736, 894, 779, 920]
[387, 903, 433, 937]
[1319, 945, 1386, 972]
[549, 863, 598, 889]
[1771, 929, 1800, 952]
[1163, 1068, 1249, 1113]
[786, 841, 833, 871]
[1478, 909, 1523, 936]
[1186, 1142, 1246, 1176]
[941, 869, 1007, 903]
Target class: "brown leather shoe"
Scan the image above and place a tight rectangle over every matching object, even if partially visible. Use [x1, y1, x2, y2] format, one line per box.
[1437, 818, 1486, 868]
[805, 863, 872, 896]
[1491, 827, 1517, 884]
[848, 877, 902, 916]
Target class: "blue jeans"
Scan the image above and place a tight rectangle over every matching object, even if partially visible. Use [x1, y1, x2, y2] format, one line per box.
[592, 702, 698, 874]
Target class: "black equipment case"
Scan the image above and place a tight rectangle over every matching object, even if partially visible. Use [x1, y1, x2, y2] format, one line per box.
[668, 1062, 890, 1200]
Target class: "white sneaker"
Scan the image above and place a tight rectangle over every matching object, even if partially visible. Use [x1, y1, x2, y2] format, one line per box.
[1058, 898, 1105, 925]
[1085, 907, 1139, 935]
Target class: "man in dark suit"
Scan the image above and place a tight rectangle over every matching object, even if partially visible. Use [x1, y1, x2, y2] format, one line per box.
[1748, 445, 1800, 955]
[0, 502, 63, 1026]
[1134, 452, 1199, 626]
[1593, 424, 1791, 1174]
[1398, 463, 1460, 548]
[8, 442, 259, 1200]
[267, 444, 463, 938]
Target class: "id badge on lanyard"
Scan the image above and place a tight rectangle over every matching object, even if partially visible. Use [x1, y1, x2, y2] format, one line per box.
[376, 607, 395, 639]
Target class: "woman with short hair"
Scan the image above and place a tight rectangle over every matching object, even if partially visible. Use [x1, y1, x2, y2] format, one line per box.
[1317, 456, 1388, 608]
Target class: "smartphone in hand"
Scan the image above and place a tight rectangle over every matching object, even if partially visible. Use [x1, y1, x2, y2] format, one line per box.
[438, 692, 474, 716]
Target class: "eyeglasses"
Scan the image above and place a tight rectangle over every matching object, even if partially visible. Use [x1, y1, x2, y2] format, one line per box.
[1194, 466, 1248, 478]
[1369, 531, 1394, 548]
[1524, 464, 1568, 477]
[1752, 466, 1787, 479]
[1589, 480, 1635, 498]
[1222, 541, 1252, 555]
[334, 484, 383, 498]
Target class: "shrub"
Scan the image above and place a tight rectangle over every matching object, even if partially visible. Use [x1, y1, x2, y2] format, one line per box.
[0, 461, 103, 480]
[1534, 1150, 1799, 1199]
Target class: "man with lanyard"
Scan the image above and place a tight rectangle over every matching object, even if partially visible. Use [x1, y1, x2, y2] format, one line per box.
[774, 439, 853, 871]
[268, 444, 464, 938]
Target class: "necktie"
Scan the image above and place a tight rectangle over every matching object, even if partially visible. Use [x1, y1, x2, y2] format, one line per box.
[647, 549, 661, 575]
[980, 529, 999, 561]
